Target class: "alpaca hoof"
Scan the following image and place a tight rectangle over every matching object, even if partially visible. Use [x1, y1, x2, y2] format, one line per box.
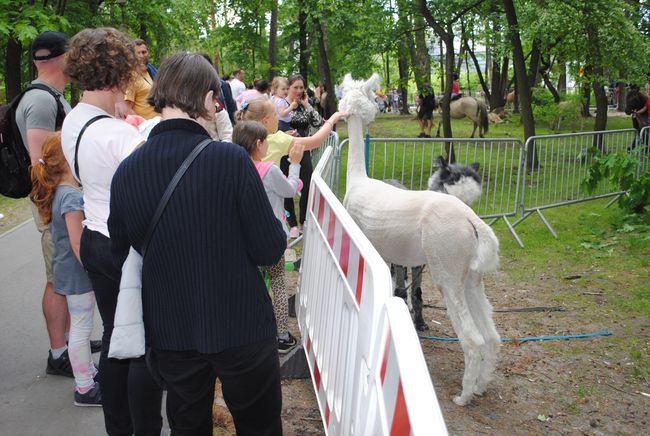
[415, 321, 430, 331]
[453, 395, 471, 406]
[473, 386, 486, 397]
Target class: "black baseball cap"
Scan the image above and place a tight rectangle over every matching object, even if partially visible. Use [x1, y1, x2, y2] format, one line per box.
[31, 31, 69, 60]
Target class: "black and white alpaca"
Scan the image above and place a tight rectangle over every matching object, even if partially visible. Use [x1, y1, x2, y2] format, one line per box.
[387, 156, 483, 331]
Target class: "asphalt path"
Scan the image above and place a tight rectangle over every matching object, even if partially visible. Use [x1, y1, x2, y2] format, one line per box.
[0, 220, 167, 435]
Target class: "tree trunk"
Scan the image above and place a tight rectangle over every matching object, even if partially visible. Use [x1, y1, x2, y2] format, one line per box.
[489, 57, 506, 109]
[398, 38, 410, 115]
[581, 81, 591, 117]
[268, 0, 278, 81]
[503, 0, 536, 167]
[557, 60, 567, 93]
[314, 18, 337, 119]
[5, 37, 22, 102]
[527, 37, 542, 89]
[298, 1, 309, 83]
[465, 38, 490, 101]
[413, 14, 431, 87]
[592, 78, 608, 132]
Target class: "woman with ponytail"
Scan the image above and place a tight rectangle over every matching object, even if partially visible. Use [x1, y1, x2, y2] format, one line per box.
[30, 132, 101, 407]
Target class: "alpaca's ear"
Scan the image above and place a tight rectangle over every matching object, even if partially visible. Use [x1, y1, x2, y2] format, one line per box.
[470, 162, 480, 172]
[342, 73, 353, 89]
[437, 155, 448, 168]
[363, 73, 381, 95]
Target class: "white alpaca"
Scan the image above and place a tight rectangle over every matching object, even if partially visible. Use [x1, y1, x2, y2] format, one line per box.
[340, 74, 501, 406]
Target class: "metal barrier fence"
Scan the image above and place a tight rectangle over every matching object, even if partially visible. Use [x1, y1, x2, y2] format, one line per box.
[298, 146, 446, 434]
[515, 129, 647, 237]
[338, 137, 526, 246]
[325, 129, 648, 247]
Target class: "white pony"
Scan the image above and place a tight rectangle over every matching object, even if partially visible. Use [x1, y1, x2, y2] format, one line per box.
[340, 73, 500, 406]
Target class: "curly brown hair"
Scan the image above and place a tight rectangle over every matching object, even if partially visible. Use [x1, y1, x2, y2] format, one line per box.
[64, 27, 136, 92]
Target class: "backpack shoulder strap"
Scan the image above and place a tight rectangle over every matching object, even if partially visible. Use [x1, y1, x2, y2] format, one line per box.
[74, 115, 110, 182]
[23, 83, 66, 130]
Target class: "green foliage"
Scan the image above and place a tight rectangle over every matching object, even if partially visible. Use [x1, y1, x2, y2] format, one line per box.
[583, 150, 650, 215]
[531, 88, 581, 132]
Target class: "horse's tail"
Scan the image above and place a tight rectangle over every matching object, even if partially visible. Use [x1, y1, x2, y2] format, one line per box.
[479, 101, 489, 133]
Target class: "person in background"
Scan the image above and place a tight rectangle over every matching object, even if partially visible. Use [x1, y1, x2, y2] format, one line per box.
[417, 81, 436, 138]
[451, 72, 462, 101]
[270, 76, 297, 132]
[115, 39, 159, 120]
[62, 27, 163, 436]
[283, 74, 323, 237]
[236, 79, 270, 109]
[233, 120, 303, 354]
[229, 68, 246, 100]
[108, 53, 286, 436]
[30, 132, 101, 407]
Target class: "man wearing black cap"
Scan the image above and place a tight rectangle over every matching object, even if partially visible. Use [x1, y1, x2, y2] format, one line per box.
[15, 31, 75, 377]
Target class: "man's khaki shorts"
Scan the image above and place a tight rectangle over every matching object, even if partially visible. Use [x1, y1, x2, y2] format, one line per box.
[30, 202, 54, 283]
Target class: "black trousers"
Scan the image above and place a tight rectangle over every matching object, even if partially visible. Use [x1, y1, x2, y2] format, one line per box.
[281, 150, 312, 227]
[151, 338, 282, 436]
[80, 228, 163, 436]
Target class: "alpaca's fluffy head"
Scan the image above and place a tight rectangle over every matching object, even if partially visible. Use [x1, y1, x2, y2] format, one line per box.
[339, 73, 381, 125]
[428, 156, 482, 206]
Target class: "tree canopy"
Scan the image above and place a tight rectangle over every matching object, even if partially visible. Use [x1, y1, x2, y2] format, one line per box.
[2, 0, 649, 134]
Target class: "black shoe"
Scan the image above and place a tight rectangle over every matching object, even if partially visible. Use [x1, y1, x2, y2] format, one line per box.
[90, 340, 102, 354]
[278, 333, 298, 355]
[417, 132, 425, 138]
[74, 382, 102, 407]
[46, 349, 74, 378]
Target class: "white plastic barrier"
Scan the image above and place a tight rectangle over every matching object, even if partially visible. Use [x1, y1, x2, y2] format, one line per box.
[359, 297, 447, 435]
[298, 146, 447, 435]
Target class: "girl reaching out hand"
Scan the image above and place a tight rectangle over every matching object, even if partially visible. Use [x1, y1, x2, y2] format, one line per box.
[237, 97, 347, 237]
[232, 120, 304, 353]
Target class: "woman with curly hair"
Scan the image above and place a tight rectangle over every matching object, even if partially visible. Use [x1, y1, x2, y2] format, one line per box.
[61, 27, 163, 436]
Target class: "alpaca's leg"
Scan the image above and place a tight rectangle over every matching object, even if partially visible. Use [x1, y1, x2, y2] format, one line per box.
[392, 264, 408, 304]
[438, 282, 484, 406]
[464, 271, 500, 396]
[410, 266, 429, 331]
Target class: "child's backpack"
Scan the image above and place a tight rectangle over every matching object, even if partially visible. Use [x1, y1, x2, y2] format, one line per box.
[0, 84, 65, 198]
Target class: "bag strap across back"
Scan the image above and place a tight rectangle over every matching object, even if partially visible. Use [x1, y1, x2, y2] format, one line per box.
[73, 115, 110, 181]
[141, 137, 213, 257]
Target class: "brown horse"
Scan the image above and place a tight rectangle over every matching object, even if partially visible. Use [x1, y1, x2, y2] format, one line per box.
[436, 96, 489, 138]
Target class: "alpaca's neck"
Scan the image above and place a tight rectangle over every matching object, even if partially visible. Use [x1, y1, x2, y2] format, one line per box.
[346, 114, 369, 183]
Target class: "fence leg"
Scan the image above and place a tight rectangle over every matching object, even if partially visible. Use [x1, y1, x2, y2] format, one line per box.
[535, 209, 558, 239]
[288, 234, 304, 249]
[604, 194, 622, 209]
[501, 217, 525, 248]
[512, 211, 533, 228]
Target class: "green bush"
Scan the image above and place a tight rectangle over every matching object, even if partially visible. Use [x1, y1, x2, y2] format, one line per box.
[583, 150, 650, 216]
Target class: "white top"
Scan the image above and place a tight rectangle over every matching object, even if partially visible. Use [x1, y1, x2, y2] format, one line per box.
[61, 103, 143, 237]
[230, 77, 246, 99]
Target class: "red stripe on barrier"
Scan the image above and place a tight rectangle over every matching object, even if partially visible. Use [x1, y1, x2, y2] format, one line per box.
[390, 382, 410, 436]
[307, 336, 311, 354]
[339, 231, 350, 275]
[325, 403, 331, 427]
[314, 361, 321, 391]
[327, 209, 336, 248]
[317, 192, 325, 226]
[355, 256, 365, 305]
[380, 333, 390, 384]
